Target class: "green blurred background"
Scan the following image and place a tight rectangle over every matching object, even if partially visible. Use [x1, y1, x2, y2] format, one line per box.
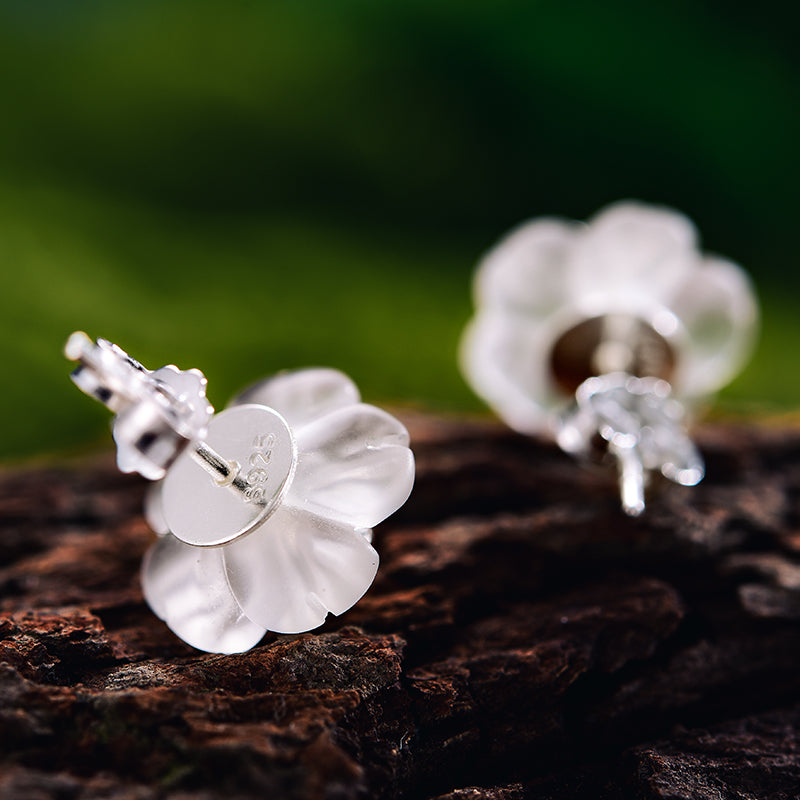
[0, 0, 797, 461]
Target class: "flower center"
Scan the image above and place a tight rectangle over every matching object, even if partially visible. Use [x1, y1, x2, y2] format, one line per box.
[550, 314, 675, 395]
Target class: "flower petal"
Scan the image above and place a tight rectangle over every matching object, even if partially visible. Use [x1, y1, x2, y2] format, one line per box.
[141, 535, 267, 654]
[284, 403, 414, 528]
[475, 218, 577, 318]
[569, 201, 698, 311]
[669, 256, 759, 397]
[229, 368, 360, 428]
[223, 506, 378, 633]
[460, 309, 559, 433]
[143, 483, 169, 535]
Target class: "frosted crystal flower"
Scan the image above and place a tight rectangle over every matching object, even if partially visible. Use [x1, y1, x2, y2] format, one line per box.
[142, 368, 415, 654]
[460, 201, 758, 513]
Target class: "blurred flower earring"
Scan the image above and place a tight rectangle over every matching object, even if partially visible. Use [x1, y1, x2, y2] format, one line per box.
[460, 201, 758, 516]
[65, 333, 415, 653]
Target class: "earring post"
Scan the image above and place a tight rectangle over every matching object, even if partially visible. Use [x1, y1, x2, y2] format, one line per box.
[611, 442, 646, 517]
[65, 331, 248, 495]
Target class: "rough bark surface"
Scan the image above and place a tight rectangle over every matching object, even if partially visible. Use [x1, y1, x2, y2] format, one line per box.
[1, 413, 800, 799]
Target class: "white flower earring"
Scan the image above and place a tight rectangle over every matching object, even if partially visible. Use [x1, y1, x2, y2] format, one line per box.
[64, 333, 415, 653]
[460, 201, 758, 516]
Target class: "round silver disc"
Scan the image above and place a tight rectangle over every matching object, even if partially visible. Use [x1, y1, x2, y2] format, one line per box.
[162, 404, 296, 547]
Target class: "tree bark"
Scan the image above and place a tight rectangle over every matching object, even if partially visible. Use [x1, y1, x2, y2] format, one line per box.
[1, 413, 800, 799]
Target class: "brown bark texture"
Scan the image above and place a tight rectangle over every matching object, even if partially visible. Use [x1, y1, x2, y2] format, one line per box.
[1, 412, 800, 799]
